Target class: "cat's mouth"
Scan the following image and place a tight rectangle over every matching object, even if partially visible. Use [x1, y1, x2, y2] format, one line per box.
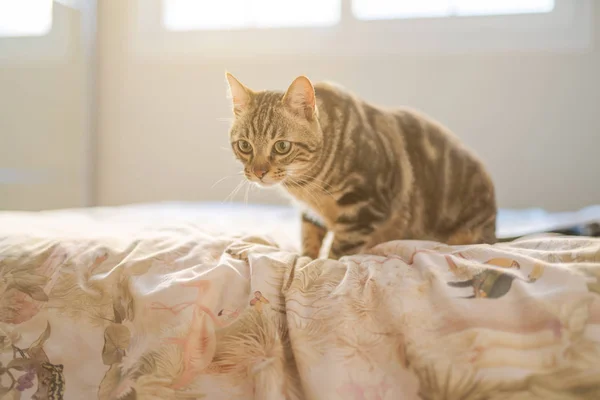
[244, 169, 286, 187]
[254, 180, 278, 188]
[245, 175, 283, 187]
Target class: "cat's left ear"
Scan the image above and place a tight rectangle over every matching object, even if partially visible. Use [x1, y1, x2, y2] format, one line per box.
[283, 76, 317, 121]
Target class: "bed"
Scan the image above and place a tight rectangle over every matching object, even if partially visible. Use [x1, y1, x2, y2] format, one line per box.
[1, 202, 600, 399]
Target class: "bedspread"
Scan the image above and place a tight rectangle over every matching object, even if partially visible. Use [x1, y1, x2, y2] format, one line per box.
[1, 222, 600, 399]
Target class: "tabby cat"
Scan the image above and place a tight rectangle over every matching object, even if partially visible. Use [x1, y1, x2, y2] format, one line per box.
[225, 73, 497, 259]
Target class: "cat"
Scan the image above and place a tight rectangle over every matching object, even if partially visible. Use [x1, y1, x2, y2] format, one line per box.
[225, 73, 497, 259]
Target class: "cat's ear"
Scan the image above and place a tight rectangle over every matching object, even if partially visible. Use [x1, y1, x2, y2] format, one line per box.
[283, 76, 317, 121]
[226, 72, 253, 116]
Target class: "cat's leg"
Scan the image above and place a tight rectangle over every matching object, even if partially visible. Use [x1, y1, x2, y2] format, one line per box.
[328, 230, 369, 260]
[328, 203, 382, 259]
[329, 220, 374, 260]
[301, 213, 327, 259]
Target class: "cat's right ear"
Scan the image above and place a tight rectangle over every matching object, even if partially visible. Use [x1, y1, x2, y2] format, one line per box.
[226, 72, 253, 116]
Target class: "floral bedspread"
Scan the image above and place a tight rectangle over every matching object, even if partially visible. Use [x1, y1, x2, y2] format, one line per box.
[1, 211, 600, 399]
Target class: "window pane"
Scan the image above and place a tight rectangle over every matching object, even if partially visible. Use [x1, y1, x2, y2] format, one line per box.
[352, 0, 555, 20]
[163, 0, 340, 31]
[251, 0, 340, 28]
[163, 0, 247, 31]
[352, 0, 452, 20]
[0, 0, 53, 37]
[454, 0, 555, 16]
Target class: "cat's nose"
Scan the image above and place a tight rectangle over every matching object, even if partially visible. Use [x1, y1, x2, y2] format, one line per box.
[253, 167, 269, 179]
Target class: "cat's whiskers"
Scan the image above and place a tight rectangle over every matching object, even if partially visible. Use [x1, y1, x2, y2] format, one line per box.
[285, 171, 336, 200]
[285, 178, 325, 215]
[243, 180, 251, 205]
[211, 172, 244, 189]
[286, 179, 322, 212]
[223, 179, 247, 203]
[289, 174, 333, 193]
[293, 179, 333, 201]
[285, 168, 332, 188]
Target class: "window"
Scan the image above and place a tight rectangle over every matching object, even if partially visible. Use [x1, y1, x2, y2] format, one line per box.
[133, 0, 590, 58]
[162, 0, 556, 31]
[163, 0, 340, 31]
[0, 0, 53, 37]
[352, 0, 555, 21]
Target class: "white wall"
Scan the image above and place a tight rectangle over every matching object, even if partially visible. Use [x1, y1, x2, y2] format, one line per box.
[0, 2, 93, 211]
[97, 1, 600, 211]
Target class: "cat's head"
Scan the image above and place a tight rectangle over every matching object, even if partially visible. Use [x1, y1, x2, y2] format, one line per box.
[225, 73, 323, 187]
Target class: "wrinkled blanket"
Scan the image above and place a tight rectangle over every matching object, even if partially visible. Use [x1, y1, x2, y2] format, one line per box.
[1, 217, 600, 399]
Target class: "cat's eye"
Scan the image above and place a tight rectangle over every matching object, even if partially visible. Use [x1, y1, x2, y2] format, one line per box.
[273, 140, 292, 154]
[237, 140, 252, 153]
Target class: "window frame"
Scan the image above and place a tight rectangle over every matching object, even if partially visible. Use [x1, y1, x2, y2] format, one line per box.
[0, 2, 75, 64]
[131, 0, 593, 59]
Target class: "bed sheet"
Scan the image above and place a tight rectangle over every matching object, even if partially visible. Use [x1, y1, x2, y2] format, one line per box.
[1, 203, 600, 399]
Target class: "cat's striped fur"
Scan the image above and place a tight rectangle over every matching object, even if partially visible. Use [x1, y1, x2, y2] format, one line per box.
[226, 73, 497, 259]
